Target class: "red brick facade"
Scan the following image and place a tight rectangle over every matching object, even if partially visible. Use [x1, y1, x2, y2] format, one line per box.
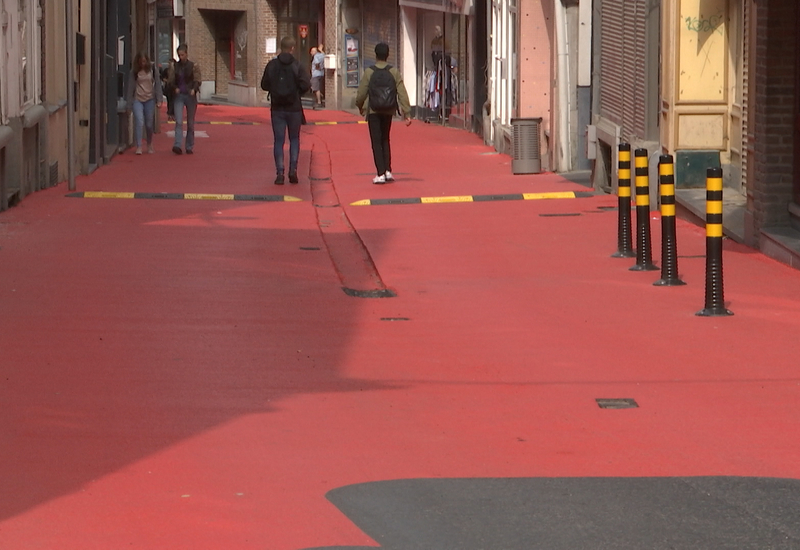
[748, 0, 798, 240]
[186, 0, 277, 97]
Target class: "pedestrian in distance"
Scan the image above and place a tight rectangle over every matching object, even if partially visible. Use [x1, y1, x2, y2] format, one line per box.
[160, 59, 176, 122]
[167, 44, 202, 155]
[356, 42, 412, 185]
[260, 36, 311, 185]
[126, 52, 163, 155]
[311, 45, 325, 110]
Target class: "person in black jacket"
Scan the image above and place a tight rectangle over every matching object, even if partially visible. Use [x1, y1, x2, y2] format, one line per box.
[261, 37, 311, 184]
[167, 44, 201, 155]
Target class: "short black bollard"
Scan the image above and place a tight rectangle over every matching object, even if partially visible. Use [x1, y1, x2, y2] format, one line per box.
[630, 148, 658, 271]
[654, 155, 686, 286]
[612, 143, 635, 258]
[697, 167, 733, 316]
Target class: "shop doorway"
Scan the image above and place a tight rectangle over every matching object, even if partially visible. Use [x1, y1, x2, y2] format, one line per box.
[199, 10, 247, 97]
[416, 10, 471, 129]
[277, 0, 323, 72]
[794, 2, 800, 208]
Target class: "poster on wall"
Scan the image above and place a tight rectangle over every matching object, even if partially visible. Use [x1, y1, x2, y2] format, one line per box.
[345, 33, 359, 88]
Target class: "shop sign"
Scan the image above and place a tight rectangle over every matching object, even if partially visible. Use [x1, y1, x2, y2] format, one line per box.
[156, 0, 173, 18]
[398, 0, 473, 14]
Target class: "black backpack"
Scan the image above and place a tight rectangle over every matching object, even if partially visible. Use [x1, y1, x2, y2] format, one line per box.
[368, 65, 398, 113]
[264, 60, 298, 106]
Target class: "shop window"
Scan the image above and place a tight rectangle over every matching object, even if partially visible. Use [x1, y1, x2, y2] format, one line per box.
[19, 0, 41, 108]
[418, 10, 470, 127]
[0, 14, 5, 123]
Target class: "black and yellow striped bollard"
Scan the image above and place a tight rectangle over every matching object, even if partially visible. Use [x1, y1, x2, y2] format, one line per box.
[696, 167, 733, 316]
[612, 143, 636, 258]
[654, 155, 685, 286]
[630, 148, 658, 271]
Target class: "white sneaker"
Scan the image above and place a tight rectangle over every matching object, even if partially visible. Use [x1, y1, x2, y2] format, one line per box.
[384, 171, 394, 182]
[372, 174, 386, 184]
[135, 147, 142, 155]
[147, 145, 155, 154]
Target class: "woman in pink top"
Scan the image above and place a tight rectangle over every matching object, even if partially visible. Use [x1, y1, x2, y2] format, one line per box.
[126, 52, 164, 154]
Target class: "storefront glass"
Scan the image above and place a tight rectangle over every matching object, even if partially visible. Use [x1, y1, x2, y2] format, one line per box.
[417, 10, 470, 129]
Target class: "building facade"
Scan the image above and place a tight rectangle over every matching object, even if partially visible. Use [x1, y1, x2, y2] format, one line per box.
[0, 0, 48, 211]
[748, 0, 800, 265]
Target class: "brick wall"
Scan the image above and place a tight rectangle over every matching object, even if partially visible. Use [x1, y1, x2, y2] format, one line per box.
[186, 0, 278, 96]
[750, 0, 797, 233]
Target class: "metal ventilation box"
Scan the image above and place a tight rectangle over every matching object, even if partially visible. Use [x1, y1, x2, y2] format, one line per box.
[511, 117, 543, 174]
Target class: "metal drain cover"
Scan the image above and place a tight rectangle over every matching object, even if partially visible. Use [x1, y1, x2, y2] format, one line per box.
[596, 398, 639, 409]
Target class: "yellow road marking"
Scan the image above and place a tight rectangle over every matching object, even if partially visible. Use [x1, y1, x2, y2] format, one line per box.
[522, 192, 576, 200]
[421, 195, 474, 204]
[184, 193, 235, 201]
[84, 191, 135, 199]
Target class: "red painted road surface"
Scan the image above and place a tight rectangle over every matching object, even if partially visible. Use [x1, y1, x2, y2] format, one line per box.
[1, 105, 799, 548]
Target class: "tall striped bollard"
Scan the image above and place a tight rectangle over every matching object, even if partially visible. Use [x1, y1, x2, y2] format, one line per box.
[654, 155, 685, 286]
[612, 143, 635, 258]
[630, 148, 658, 271]
[696, 167, 733, 316]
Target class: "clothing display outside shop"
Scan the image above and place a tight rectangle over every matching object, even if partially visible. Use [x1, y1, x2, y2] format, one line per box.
[416, 11, 469, 126]
[423, 55, 458, 111]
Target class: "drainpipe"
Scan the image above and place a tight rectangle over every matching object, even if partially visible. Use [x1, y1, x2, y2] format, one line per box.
[66, 0, 76, 190]
[554, 0, 571, 172]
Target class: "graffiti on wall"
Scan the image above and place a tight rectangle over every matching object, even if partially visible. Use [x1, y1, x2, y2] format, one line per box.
[679, 0, 727, 102]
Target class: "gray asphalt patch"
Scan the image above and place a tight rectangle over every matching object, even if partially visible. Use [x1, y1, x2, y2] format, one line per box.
[304, 477, 800, 549]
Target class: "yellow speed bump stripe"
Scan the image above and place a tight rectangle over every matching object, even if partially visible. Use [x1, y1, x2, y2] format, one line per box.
[67, 192, 302, 202]
[190, 120, 367, 126]
[308, 120, 368, 125]
[184, 193, 235, 201]
[421, 195, 474, 204]
[196, 121, 261, 125]
[84, 191, 136, 199]
[351, 191, 592, 206]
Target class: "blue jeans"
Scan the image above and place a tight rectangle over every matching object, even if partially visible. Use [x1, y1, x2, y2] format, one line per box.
[132, 98, 155, 147]
[173, 93, 197, 151]
[271, 110, 302, 174]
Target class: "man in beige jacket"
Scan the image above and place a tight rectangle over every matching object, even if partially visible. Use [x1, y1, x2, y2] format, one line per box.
[356, 42, 412, 184]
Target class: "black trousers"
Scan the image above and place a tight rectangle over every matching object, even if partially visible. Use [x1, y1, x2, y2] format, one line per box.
[367, 113, 393, 176]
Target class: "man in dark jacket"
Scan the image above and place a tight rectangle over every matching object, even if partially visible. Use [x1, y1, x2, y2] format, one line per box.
[167, 44, 202, 155]
[261, 37, 311, 184]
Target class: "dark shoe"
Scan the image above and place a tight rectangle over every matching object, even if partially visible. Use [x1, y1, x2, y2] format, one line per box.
[172, 146, 182, 155]
[288, 172, 298, 184]
[186, 149, 193, 155]
[274, 174, 285, 185]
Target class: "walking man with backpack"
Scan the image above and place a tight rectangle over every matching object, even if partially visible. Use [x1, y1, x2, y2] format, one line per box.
[356, 42, 412, 184]
[261, 37, 311, 185]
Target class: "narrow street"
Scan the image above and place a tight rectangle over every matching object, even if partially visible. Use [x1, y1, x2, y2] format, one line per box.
[1, 105, 799, 549]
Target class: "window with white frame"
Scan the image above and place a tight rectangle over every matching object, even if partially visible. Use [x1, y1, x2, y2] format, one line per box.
[0, 9, 6, 124]
[19, 0, 41, 109]
[490, 0, 518, 127]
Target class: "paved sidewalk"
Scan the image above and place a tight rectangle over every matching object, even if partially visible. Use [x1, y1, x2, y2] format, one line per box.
[1, 105, 799, 549]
